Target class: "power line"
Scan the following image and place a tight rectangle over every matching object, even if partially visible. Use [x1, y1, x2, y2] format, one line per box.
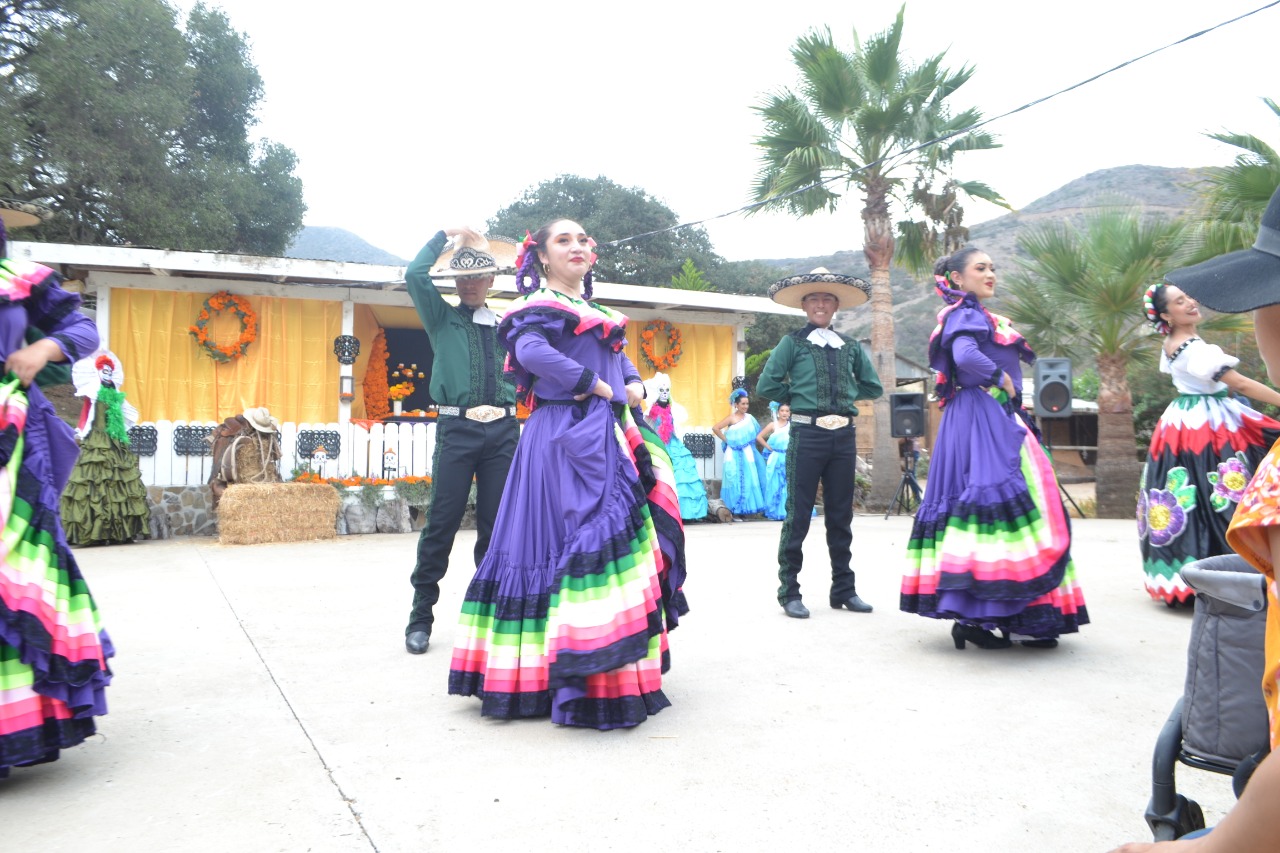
[603, 0, 1280, 249]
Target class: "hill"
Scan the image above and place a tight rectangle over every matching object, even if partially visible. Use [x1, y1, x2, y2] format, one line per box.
[729, 164, 1203, 364]
[286, 226, 407, 266]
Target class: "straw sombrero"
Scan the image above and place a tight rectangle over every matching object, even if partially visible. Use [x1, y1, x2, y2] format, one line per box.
[767, 267, 871, 309]
[428, 232, 519, 279]
[0, 198, 53, 230]
[1165, 183, 1280, 313]
[243, 406, 281, 433]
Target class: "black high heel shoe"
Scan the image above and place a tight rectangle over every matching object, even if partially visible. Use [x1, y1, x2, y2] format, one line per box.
[951, 622, 1012, 650]
[1020, 638, 1059, 648]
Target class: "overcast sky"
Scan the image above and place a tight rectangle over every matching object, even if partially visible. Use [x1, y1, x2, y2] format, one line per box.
[173, 0, 1280, 263]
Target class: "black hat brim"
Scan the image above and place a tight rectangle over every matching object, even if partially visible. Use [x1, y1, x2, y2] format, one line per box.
[1165, 248, 1280, 313]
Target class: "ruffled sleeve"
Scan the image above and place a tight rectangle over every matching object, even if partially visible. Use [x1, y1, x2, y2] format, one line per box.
[502, 306, 597, 402]
[0, 259, 99, 362]
[929, 296, 998, 400]
[936, 296, 993, 351]
[1183, 339, 1239, 384]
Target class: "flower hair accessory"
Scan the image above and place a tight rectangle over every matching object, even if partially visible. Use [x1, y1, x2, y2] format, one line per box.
[729, 388, 748, 404]
[516, 230, 536, 270]
[1143, 282, 1170, 335]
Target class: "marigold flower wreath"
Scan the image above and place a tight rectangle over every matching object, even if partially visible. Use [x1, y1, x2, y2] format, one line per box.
[640, 319, 683, 371]
[188, 290, 258, 363]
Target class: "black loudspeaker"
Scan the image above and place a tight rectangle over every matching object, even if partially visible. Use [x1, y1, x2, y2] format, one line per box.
[1034, 358, 1073, 418]
[890, 392, 926, 438]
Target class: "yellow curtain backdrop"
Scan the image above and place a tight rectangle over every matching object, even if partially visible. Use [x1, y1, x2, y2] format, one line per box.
[111, 288, 343, 423]
[623, 321, 733, 428]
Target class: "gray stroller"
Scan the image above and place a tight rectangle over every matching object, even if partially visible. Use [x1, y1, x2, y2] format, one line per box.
[1145, 554, 1272, 840]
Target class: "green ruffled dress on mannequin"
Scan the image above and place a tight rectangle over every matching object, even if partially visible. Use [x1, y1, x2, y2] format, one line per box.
[61, 350, 149, 545]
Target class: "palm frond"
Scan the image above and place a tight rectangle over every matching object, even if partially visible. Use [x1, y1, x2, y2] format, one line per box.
[952, 180, 1009, 208]
[1204, 131, 1279, 164]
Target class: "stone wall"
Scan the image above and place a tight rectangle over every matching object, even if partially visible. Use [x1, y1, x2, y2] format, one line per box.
[146, 485, 217, 537]
[144, 484, 475, 538]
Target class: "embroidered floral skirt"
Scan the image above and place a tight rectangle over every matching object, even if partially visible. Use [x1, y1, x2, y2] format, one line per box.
[1139, 392, 1280, 605]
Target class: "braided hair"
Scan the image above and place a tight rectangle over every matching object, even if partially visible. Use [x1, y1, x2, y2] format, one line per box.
[1143, 282, 1171, 335]
[514, 219, 594, 299]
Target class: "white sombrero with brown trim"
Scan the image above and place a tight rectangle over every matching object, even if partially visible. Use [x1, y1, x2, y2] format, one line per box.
[0, 198, 53, 230]
[767, 267, 871, 309]
[429, 231, 519, 279]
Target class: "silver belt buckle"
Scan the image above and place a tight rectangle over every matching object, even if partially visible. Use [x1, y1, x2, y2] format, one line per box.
[466, 405, 503, 423]
[816, 414, 849, 430]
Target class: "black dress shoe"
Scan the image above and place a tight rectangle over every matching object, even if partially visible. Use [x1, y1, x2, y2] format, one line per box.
[782, 600, 810, 619]
[951, 622, 1012, 650]
[405, 631, 430, 654]
[830, 594, 873, 613]
[1020, 638, 1059, 649]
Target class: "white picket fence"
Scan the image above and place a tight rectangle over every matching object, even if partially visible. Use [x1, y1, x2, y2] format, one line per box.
[131, 419, 724, 488]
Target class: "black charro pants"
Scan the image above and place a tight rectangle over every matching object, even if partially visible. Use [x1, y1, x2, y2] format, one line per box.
[776, 423, 858, 605]
[406, 415, 518, 635]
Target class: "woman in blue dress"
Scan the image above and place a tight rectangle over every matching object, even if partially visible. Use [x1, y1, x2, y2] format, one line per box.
[711, 388, 766, 517]
[756, 402, 792, 520]
[645, 371, 708, 521]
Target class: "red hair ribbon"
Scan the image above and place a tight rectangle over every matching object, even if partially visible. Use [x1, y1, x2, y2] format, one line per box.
[516, 230, 537, 270]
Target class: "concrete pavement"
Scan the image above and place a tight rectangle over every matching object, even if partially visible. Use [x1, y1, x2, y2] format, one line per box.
[3, 515, 1234, 852]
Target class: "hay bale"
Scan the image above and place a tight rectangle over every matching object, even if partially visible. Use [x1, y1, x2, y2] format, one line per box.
[218, 483, 340, 545]
[230, 436, 282, 484]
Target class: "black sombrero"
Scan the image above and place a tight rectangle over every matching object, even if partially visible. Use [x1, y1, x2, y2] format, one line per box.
[1165, 182, 1280, 313]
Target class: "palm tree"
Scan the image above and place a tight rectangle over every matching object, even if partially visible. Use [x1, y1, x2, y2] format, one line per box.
[1187, 97, 1280, 262]
[1002, 209, 1249, 518]
[749, 6, 1005, 508]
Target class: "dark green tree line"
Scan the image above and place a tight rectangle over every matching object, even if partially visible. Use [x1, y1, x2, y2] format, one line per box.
[0, 0, 304, 255]
[486, 174, 722, 286]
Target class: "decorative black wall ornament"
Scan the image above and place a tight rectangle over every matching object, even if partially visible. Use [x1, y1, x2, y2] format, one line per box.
[297, 429, 342, 460]
[174, 425, 215, 456]
[333, 334, 360, 365]
[683, 433, 716, 459]
[127, 425, 159, 456]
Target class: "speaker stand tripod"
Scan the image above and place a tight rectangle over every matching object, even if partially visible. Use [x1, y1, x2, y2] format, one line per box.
[885, 451, 923, 519]
[1042, 432, 1085, 519]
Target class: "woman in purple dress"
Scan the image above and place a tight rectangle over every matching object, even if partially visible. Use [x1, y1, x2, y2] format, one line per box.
[448, 219, 687, 729]
[899, 248, 1088, 650]
[0, 210, 110, 777]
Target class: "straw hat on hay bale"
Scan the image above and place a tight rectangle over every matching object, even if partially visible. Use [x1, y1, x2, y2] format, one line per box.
[208, 407, 284, 510]
[218, 482, 341, 545]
